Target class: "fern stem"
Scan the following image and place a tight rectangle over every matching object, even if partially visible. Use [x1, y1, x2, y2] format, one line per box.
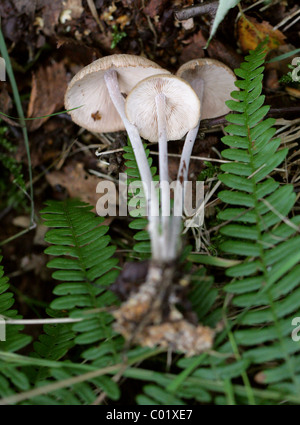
[4, 318, 82, 325]
[223, 294, 256, 405]
[166, 353, 207, 393]
[62, 203, 112, 344]
[124, 368, 300, 404]
[224, 379, 236, 405]
[0, 225, 36, 247]
[0, 348, 163, 405]
[57, 201, 113, 348]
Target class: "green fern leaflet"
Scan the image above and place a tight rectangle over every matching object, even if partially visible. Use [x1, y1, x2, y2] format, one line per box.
[216, 42, 300, 400]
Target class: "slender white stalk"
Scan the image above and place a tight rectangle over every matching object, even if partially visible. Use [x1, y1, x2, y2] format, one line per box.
[170, 80, 205, 258]
[155, 92, 171, 260]
[4, 318, 83, 325]
[169, 123, 200, 256]
[177, 123, 201, 184]
[104, 69, 160, 253]
[177, 80, 204, 184]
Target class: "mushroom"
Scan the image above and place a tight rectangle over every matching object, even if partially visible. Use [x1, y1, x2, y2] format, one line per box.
[176, 58, 237, 183]
[125, 74, 201, 261]
[163, 59, 237, 250]
[65, 54, 170, 253]
[65, 54, 170, 134]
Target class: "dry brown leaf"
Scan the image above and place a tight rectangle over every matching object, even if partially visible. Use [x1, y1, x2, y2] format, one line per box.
[179, 31, 206, 64]
[285, 86, 300, 99]
[12, 215, 31, 228]
[27, 61, 67, 131]
[0, 85, 20, 127]
[0, 85, 12, 113]
[14, 0, 36, 16]
[143, 0, 169, 19]
[40, 0, 63, 36]
[45, 162, 117, 216]
[179, 30, 242, 69]
[115, 14, 130, 30]
[63, 0, 84, 19]
[237, 15, 286, 54]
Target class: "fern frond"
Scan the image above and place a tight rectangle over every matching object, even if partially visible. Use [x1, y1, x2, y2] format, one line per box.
[0, 256, 32, 398]
[215, 41, 300, 399]
[23, 199, 122, 403]
[41, 199, 119, 344]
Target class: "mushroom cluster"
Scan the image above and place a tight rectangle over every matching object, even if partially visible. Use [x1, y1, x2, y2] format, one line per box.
[65, 54, 236, 355]
[65, 54, 236, 265]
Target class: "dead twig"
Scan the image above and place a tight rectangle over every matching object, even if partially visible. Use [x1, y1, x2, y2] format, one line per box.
[175, 1, 219, 21]
[86, 0, 105, 33]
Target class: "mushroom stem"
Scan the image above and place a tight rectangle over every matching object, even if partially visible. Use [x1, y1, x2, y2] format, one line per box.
[155, 92, 171, 260]
[177, 79, 204, 184]
[168, 123, 200, 258]
[170, 80, 204, 259]
[104, 69, 160, 252]
[177, 123, 200, 184]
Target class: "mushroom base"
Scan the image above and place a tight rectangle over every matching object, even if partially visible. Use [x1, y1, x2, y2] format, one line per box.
[112, 260, 215, 357]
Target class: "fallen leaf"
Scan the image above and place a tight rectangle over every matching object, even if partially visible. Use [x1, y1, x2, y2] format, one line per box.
[115, 14, 130, 30]
[265, 68, 279, 90]
[179, 30, 242, 69]
[14, 0, 36, 16]
[0, 85, 19, 127]
[27, 61, 67, 131]
[39, 0, 63, 36]
[100, 2, 117, 23]
[237, 15, 286, 54]
[63, 0, 83, 19]
[285, 86, 300, 99]
[12, 215, 31, 228]
[143, 0, 169, 19]
[46, 162, 116, 216]
[179, 31, 205, 64]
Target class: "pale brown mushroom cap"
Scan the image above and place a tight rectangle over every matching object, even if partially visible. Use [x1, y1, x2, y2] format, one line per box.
[64, 54, 170, 133]
[125, 74, 201, 143]
[176, 58, 236, 120]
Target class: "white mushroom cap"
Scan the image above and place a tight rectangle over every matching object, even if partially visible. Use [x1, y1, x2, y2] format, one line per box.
[125, 74, 201, 143]
[176, 58, 236, 120]
[64, 54, 170, 133]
